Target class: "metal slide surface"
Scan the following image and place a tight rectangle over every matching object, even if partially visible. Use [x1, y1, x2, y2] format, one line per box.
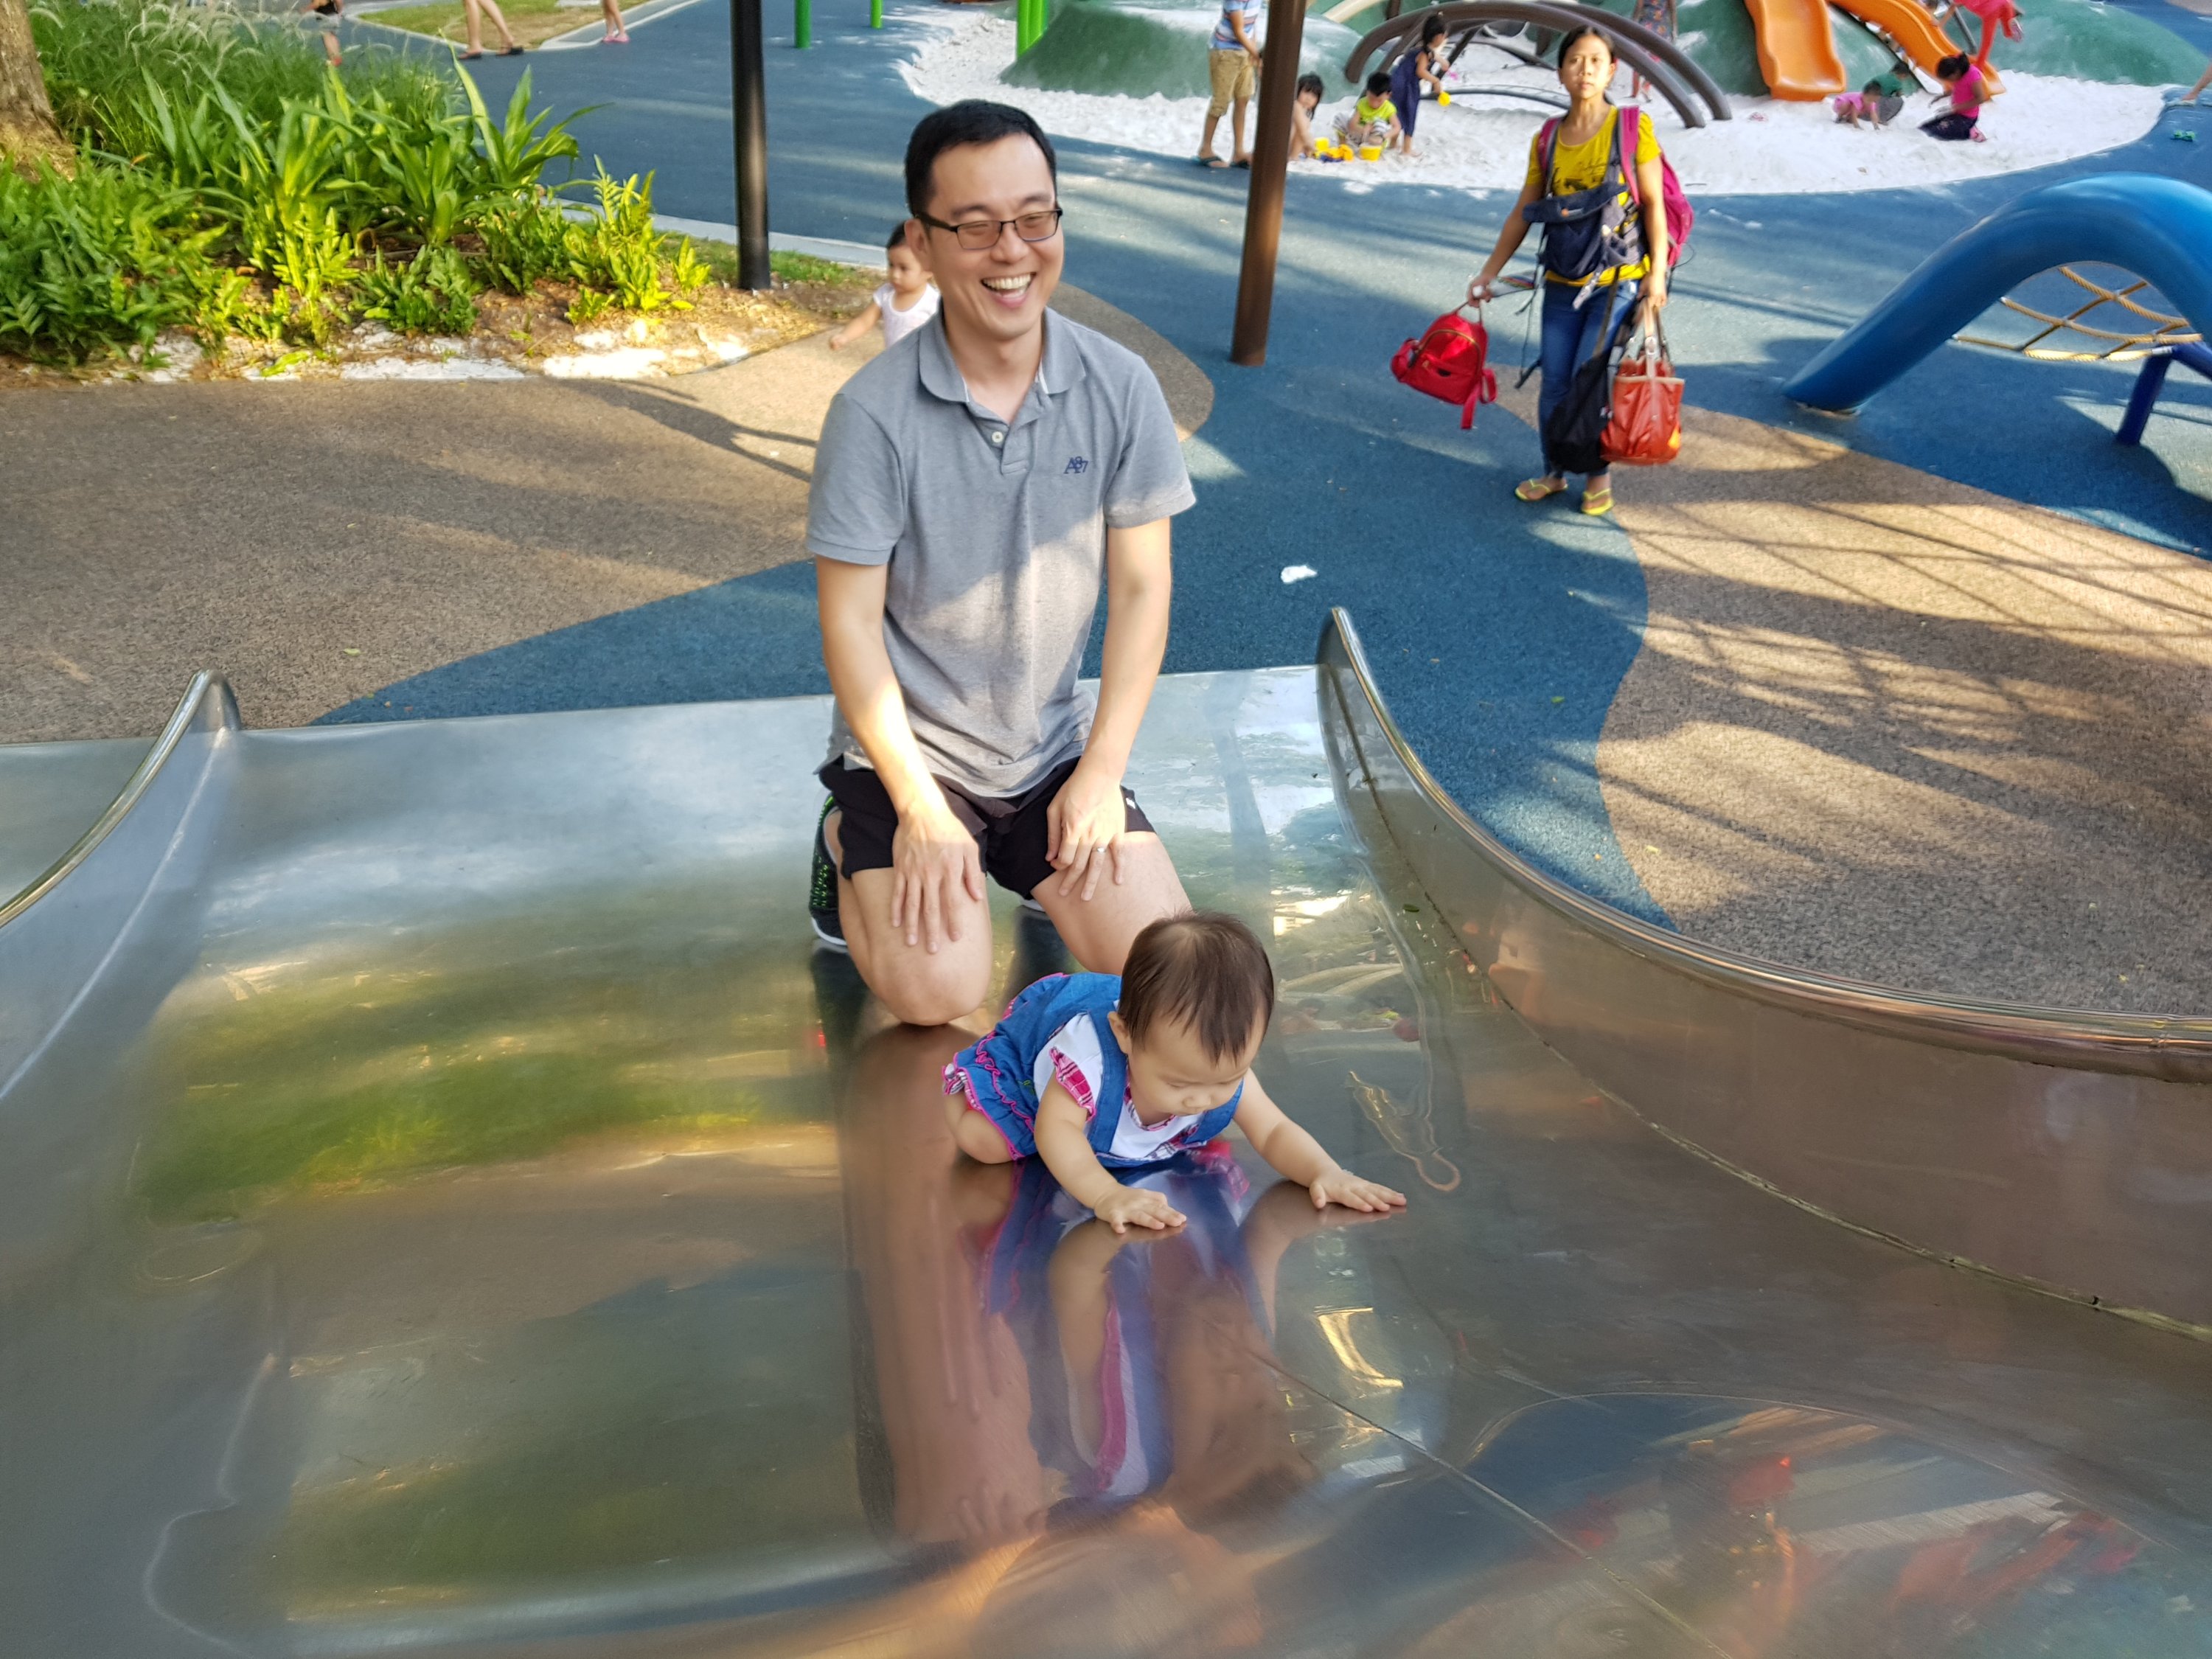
[4, 653, 2212, 1655]
[1741, 0, 1846, 98]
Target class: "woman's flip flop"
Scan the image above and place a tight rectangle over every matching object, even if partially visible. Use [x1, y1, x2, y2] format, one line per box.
[1514, 476, 1568, 502]
[1581, 482, 1614, 516]
[1195, 154, 1228, 168]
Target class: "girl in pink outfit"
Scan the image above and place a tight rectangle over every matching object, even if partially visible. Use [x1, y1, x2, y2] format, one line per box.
[1922, 54, 1989, 142]
[1953, 0, 2021, 72]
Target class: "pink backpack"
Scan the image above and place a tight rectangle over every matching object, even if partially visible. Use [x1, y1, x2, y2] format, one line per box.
[1536, 105, 1694, 269]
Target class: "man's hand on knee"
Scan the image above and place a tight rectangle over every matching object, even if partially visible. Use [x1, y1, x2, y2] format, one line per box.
[890, 798, 985, 952]
[1045, 761, 1130, 902]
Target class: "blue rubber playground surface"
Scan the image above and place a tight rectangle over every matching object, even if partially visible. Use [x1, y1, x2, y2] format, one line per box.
[335, 1, 2212, 919]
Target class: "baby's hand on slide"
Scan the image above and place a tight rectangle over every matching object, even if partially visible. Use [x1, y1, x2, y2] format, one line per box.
[1093, 1185, 1187, 1234]
[1309, 1170, 1408, 1214]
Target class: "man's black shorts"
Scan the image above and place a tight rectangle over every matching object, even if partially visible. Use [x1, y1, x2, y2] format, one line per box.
[818, 757, 1155, 900]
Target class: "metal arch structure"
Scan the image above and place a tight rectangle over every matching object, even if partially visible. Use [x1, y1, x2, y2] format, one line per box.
[1344, 0, 1732, 128]
[1785, 173, 2212, 411]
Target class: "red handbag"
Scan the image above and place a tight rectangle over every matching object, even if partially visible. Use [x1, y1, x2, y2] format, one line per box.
[1392, 305, 1498, 430]
[1601, 319, 1682, 467]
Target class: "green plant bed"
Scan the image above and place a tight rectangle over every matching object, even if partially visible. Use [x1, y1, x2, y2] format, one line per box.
[4, 0, 757, 363]
[1002, 0, 1366, 99]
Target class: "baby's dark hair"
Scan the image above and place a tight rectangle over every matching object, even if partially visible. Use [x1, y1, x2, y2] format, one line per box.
[1295, 71, 1326, 100]
[1119, 911, 1275, 1064]
[1861, 77, 1884, 94]
[886, 222, 910, 251]
[1365, 69, 1391, 97]
[1935, 52, 1970, 80]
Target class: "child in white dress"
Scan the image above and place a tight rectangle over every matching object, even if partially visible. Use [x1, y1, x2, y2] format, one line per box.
[830, 223, 942, 352]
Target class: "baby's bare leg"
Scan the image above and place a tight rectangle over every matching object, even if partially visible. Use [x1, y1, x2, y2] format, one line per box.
[945, 1096, 1018, 1164]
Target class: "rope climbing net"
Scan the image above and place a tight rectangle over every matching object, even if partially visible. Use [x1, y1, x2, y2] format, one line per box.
[1958, 265, 2203, 363]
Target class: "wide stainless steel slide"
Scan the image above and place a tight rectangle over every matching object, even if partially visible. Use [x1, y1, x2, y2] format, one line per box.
[1, 626, 2207, 1657]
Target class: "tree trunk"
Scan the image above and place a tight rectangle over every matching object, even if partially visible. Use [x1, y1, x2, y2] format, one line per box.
[0, 0, 72, 178]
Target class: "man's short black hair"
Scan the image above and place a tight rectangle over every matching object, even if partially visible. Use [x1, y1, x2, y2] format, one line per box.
[1365, 69, 1391, 96]
[903, 100, 1059, 220]
[1295, 72, 1325, 100]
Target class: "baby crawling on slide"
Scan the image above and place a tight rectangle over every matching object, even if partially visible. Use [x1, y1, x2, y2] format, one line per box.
[944, 911, 1406, 1232]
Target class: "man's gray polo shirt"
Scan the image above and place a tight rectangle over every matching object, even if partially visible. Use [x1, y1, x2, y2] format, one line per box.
[805, 309, 1195, 799]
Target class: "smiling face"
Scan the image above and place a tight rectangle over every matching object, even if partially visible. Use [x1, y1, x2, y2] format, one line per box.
[906, 133, 1062, 352]
[1110, 1009, 1264, 1124]
[1557, 32, 1616, 103]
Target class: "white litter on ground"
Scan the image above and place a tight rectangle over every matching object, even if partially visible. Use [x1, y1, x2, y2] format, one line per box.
[542, 347, 670, 378]
[900, 13, 2167, 196]
[341, 357, 529, 380]
[1281, 563, 1318, 583]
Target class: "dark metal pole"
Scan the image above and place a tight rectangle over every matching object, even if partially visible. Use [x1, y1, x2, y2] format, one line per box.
[731, 0, 771, 289]
[1229, 0, 1307, 366]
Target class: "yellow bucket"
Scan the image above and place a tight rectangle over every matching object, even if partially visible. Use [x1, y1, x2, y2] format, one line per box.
[1357, 143, 1383, 161]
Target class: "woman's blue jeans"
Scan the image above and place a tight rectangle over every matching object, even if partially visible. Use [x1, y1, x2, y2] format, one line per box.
[1537, 277, 1639, 478]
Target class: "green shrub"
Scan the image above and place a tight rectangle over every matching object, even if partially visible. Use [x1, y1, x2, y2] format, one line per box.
[475, 193, 573, 293]
[357, 246, 477, 336]
[562, 165, 687, 314]
[0, 157, 221, 362]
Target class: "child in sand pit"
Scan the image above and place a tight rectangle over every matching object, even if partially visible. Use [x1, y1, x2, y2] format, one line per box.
[943, 912, 1407, 1232]
[830, 223, 942, 352]
[1292, 73, 1330, 158]
[1336, 72, 1401, 155]
[1922, 53, 1989, 142]
[1832, 74, 1906, 127]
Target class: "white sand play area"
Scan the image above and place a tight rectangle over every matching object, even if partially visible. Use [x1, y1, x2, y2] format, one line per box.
[902, 13, 2169, 195]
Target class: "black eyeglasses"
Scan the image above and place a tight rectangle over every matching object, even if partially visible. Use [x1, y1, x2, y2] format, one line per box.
[915, 207, 1064, 252]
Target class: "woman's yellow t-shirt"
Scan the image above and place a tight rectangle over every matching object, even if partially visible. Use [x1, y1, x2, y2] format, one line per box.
[1524, 108, 1662, 286]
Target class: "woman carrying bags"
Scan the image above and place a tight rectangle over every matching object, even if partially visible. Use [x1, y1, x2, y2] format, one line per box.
[1467, 26, 1669, 518]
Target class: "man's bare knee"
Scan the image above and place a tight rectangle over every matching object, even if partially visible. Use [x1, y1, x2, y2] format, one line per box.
[876, 965, 989, 1028]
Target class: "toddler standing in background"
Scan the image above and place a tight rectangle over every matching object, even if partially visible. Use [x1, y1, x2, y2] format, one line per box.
[829, 224, 942, 352]
[944, 912, 1407, 1233]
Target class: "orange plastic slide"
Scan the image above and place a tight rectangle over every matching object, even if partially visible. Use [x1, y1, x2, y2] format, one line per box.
[1742, 0, 1845, 100]
[1834, 0, 1992, 88]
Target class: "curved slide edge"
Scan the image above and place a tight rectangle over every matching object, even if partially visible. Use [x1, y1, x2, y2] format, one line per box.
[1317, 606, 2212, 1333]
[0, 672, 238, 1098]
[1745, 0, 1844, 100]
[1785, 173, 2212, 411]
[1346, 0, 1731, 127]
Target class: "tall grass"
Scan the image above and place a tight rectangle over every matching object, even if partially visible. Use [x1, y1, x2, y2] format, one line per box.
[32, 0, 448, 147]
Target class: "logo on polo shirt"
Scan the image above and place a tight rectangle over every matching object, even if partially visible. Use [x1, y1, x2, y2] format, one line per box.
[1062, 456, 1090, 475]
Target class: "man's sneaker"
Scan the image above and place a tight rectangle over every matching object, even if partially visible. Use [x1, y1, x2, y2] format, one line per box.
[809, 798, 847, 952]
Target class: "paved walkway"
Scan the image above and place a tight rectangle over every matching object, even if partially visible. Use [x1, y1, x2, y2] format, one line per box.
[0, 289, 1206, 740]
[1597, 403, 2212, 1013]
